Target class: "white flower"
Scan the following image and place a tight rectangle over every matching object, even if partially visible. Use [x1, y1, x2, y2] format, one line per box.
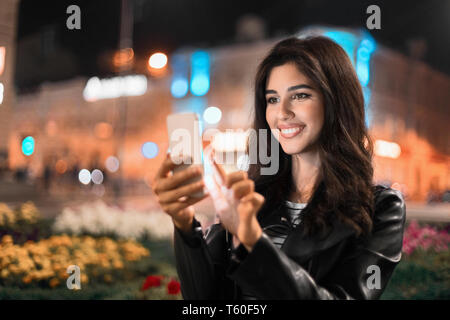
[53, 200, 213, 240]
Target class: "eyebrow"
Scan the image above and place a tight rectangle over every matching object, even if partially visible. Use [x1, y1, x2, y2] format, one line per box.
[265, 84, 313, 94]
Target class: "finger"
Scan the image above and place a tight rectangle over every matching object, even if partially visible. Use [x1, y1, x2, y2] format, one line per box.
[158, 180, 205, 203]
[231, 179, 254, 199]
[241, 192, 265, 210]
[225, 171, 248, 188]
[155, 153, 177, 179]
[168, 195, 209, 217]
[157, 166, 202, 192]
[211, 156, 227, 185]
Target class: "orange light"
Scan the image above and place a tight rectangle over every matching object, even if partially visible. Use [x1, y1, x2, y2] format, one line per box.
[55, 159, 67, 174]
[113, 48, 134, 68]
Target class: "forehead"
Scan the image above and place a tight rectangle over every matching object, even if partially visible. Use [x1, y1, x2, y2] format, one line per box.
[266, 63, 311, 89]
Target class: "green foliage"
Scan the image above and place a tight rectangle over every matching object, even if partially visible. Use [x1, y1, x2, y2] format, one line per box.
[381, 250, 450, 299]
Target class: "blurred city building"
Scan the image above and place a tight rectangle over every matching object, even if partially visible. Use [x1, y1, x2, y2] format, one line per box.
[0, 0, 20, 176]
[4, 17, 449, 202]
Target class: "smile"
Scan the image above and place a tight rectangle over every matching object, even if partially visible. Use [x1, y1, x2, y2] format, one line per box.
[279, 125, 305, 139]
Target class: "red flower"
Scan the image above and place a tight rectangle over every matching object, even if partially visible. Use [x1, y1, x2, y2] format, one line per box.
[141, 275, 164, 291]
[167, 279, 181, 295]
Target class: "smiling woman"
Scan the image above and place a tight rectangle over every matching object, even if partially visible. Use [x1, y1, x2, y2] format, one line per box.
[156, 36, 406, 300]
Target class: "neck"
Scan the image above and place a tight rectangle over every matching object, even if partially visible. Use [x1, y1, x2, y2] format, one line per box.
[290, 148, 321, 203]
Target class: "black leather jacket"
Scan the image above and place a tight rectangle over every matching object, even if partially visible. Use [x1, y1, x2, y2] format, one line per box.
[173, 185, 406, 300]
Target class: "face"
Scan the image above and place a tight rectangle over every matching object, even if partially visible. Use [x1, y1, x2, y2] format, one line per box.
[265, 63, 325, 155]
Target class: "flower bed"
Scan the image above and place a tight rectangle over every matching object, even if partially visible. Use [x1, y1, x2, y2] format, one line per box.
[381, 220, 450, 299]
[0, 234, 150, 288]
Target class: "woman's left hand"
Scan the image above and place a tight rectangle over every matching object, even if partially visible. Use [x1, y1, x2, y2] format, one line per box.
[208, 155, 265, 252]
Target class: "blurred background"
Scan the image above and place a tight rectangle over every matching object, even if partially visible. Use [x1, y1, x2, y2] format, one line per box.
[0, 0, 448, 299]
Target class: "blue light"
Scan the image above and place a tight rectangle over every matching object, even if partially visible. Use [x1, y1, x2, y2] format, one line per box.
[190, 50, 210, 97]
[355, 33, 376, 87]
[356, 60, 370, 87]
[21, 136, 35, 156]
[191, 74, 210, 96]
[170, 53, 189, 99]
[363, 87, 372, 128]
[171, 78, 189, 98]
[141, 142, 159, 159]
[357, 47, 370, 61]
[173, 96, 206, 116]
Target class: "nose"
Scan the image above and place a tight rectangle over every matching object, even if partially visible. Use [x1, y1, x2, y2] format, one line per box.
[277, 98, 294, 121]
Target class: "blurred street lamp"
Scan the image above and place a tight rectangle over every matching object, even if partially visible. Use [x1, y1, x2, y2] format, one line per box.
[148, 52, 168, 69]
[147, 52, 168, 77]
[113, 47, 134, 71]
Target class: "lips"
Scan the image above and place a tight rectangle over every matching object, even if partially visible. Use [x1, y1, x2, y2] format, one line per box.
[277, 123, 306, 139]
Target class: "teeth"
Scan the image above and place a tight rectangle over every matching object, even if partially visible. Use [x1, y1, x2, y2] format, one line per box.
[281, 127, 301, 134]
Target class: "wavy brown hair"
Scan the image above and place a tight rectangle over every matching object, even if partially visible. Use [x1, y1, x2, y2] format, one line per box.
[248, 36, 375, 239]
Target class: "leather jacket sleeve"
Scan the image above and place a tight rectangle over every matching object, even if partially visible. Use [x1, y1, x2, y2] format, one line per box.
[173, 218, 234, 299]
[226, 187, 406, 299]
[173, 187, 406, 300]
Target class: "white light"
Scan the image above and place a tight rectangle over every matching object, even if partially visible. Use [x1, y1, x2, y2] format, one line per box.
[78, 169, 91, 185]
[0, 83, 3, 105]
[149, 52, 168, 69]
[83, 75, 147, 101]
[203, 106, 222, 124]
[91, 169, 104, 184]
[374, 139, 401, 159]
[105, 156, 119, 173]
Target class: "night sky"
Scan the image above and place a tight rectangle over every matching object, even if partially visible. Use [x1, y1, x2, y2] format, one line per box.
[15, 0, 450, 91]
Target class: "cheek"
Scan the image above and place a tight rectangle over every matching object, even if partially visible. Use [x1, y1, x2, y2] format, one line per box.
[265, 107, 275, 128]
[306, 101, 325, 132]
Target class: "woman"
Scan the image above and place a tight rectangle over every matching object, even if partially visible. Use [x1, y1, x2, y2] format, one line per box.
[152, 36, 406, 300]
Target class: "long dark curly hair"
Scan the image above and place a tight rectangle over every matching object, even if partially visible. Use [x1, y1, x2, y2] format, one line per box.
[248, 36, 375, 239]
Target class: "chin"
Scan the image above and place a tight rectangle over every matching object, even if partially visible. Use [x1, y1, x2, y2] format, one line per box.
[280, 143, 305, 155]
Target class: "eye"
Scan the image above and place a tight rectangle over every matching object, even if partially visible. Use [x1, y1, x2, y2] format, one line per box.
[292, 93, 311, 100]
[266, 97, 279, 104]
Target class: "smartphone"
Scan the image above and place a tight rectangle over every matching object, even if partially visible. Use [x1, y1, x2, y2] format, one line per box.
[166, 112, 205, 198]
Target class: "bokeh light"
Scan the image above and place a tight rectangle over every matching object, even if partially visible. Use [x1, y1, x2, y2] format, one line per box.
[171, 78, 189, 98]
[105, 156, 119, 173]
[148, 52, 168, 69]
[0, 82, 4, 104]
[55, 159, 67, 174]
[203, 106, 222, 124]
[21, 136, 35, 156]
[78, 169, 91, 185]
[141, 142, 159, 159]
[91, 169, 104, 184]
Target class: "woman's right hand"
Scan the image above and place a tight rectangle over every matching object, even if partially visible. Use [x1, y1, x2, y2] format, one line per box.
[152, 153, 208, 234]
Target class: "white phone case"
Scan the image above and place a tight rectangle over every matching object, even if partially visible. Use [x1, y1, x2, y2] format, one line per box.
[166, 112, 204, 198]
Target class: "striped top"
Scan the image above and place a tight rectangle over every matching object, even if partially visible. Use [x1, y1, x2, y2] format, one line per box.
[263, 200, 307, 248]
[240, 200, 307, 300]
